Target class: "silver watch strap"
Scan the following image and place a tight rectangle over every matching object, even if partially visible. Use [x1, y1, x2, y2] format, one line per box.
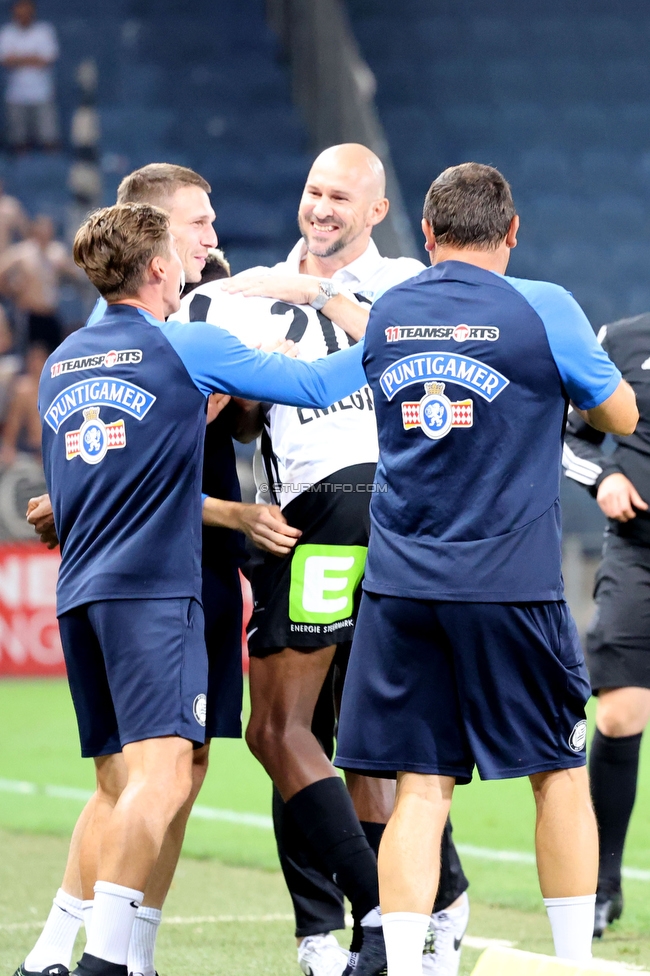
[310, 280, 339, 310]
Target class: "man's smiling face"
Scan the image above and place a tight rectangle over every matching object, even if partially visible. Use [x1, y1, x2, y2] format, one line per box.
[166, 185, 218, 283]
[297, 146, 387, 263]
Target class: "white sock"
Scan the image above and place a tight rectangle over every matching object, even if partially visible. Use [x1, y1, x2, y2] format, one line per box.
[544, 894, 596, 961]
[127, 907, 162, 976]
[360, 905, 382, 927]
[382, 912, 430, 976]
[84, 881, 144, 966]
[82, 900, 93, 935]
[25, 889, 83, 971]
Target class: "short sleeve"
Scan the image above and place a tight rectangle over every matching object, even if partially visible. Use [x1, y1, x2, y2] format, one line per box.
[503, 277, 622, 410]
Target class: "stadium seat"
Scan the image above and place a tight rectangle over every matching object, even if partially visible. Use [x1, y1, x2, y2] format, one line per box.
[347, 0, 650, 328]
[0, 0, 308, 266]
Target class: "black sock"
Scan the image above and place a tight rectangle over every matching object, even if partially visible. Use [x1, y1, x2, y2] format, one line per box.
[589, 728, 642, 891]
[74, 953, 127, 976]
[347, 822, 387, 951]
[433, 818, 469, 914]
[361, 820, 386, 857]
[286, 777, 379, 921]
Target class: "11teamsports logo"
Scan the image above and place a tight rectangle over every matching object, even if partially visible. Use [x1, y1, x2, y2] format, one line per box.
[402, 382, 473, 440]
[50, 349, 143, 378]
[385, 325, 499, 343]
[65, 407, 126, 464]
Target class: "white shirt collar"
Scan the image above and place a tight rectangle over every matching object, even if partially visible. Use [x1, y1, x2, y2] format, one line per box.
[282, 238, 384, 286]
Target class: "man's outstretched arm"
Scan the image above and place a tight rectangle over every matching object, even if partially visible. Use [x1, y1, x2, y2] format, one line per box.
[163, 319, 367, 408]
[574, 378, 638, 436]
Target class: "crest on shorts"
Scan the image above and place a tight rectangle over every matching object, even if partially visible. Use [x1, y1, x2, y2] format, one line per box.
[193, 694, 207, 727]
[65, 407, 126, 464]
[401, 383, 473, 440]
[568, 719, 587, 753]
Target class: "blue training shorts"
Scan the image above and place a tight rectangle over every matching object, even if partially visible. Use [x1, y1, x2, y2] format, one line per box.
[202, 564, 243, 739]
[335, 594, 591, 783]
[59, 597, 208, 758]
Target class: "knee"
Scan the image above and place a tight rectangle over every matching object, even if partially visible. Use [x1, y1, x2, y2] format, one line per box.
[138, 751, 194, 818]
[596, 702, 641, 738]
[245, 716, 267, 762]
[95, 754, 127, 807]
[530, 766, 591, 807]
[191, 743, 210, 793]
[597, 713, 632, 737]
[245, 715, 289, 766]
[595, 688, 650, 738]
[155, 763, 193, 820]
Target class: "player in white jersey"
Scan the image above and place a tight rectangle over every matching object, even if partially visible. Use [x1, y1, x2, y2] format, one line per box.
[175, 144, 470, 976]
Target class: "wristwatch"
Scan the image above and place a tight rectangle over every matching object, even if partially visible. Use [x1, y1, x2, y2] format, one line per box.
[310, 279, 339, 310]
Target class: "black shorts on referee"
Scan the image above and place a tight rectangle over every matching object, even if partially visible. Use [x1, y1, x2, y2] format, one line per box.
[586, 532, 650, 692]
[247, 463, 375, 656]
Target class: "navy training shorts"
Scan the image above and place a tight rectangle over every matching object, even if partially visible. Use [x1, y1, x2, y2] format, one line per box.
[202, 564, 243, 738]
[59, 597, 209, 758]
[335, 594, 591, 783]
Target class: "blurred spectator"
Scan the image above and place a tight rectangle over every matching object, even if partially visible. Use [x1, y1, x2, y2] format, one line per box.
[0, 303, 21, 422]
[0, 180, 27, 253]
[0, 339, 47, 465]
[0, 214, 81, 351]
[0, 0, 59, 152]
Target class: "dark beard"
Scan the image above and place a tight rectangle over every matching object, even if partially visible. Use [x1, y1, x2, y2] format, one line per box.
[298, 214, 349, 257]
[304, 234, 348, 258]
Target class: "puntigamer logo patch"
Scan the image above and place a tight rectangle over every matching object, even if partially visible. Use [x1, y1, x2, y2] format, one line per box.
[50, 349, 142, 378]
[380, 352, 509, 402]
[44, 378, 156, 433]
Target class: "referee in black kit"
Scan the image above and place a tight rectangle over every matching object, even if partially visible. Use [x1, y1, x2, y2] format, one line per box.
[564, 311, 650, 938]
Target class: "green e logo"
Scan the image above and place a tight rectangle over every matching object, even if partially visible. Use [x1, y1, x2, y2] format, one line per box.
[289, 544, 368, 624]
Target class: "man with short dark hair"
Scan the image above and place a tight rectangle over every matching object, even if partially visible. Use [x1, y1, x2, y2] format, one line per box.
[333, 162, 638, 971]
[38, 201, 368, 976]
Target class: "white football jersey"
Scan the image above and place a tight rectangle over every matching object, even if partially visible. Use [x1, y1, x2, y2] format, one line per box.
[174, 238, 425, 506]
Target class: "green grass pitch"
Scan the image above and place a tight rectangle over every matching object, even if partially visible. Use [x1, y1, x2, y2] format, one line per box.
[1, 679, 650, 975]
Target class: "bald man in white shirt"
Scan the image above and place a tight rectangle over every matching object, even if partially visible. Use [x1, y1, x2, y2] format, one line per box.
[176, 144, 470, 976]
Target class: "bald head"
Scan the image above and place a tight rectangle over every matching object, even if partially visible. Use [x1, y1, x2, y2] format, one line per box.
[309, 143, 386, 200]
[298, 143, 389, 267]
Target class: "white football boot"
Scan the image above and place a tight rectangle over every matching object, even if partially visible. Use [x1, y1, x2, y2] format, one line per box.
[298, 933, 349, 976]
[421, 892, 469, 976]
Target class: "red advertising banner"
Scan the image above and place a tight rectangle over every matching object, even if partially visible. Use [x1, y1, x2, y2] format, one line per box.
[0, 542, 64, 677]
[0, 546, 254, 678]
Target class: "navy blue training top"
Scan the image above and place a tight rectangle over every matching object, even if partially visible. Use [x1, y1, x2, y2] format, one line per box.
[88, 296, 247, 569]
[39, 303, 365, 614]
[362, 261, 622, 602]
